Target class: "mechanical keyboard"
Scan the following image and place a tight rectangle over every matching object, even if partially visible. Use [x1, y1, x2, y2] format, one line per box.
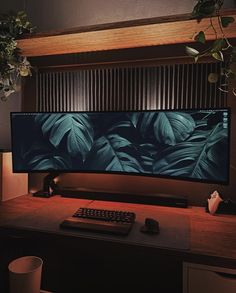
[60, 207, 136, 235]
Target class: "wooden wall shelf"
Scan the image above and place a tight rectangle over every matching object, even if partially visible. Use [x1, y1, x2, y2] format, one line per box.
[17, 10, 236, 57]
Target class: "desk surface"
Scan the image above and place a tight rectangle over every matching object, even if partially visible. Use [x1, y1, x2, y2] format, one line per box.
[0, 194, 236, 266]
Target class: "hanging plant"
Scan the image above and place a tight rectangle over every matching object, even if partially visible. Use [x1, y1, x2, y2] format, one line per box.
[186, 0, 236, 96]
[0, 11, 35, 101]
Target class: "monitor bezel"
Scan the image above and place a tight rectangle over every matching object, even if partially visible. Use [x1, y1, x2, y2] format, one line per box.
[10, 108, 231, 185]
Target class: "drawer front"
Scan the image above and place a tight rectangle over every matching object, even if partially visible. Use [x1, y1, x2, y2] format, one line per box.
[188, 267, 236, 293]
[183, 263, 236, 293]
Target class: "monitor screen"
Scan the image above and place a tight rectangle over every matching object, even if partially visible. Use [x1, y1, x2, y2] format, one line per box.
[11, 109, 230, 184]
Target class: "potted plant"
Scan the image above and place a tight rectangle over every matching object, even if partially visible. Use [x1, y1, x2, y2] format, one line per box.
[186, 0, 236, 96]
[0, 11, 34, 100]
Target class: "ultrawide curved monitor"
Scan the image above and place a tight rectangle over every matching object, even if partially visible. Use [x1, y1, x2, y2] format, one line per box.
[11, 109, 230, 184]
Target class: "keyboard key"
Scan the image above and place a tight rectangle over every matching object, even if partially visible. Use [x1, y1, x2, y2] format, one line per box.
[60, 207, 136, 235]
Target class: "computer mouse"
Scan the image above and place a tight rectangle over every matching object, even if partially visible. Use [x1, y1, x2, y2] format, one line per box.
[140, 217, 160, 234]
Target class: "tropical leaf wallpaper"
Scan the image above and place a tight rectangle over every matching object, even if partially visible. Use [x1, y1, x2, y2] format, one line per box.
[11, 109, 229, 183]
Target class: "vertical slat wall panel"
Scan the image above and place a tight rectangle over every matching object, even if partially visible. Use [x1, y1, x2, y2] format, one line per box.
[37, 62, 227, 112]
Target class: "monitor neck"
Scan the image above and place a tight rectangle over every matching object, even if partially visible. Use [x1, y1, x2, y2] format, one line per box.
[43, 172, 60, 196]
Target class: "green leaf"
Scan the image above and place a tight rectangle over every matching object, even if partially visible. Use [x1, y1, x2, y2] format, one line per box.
[153, 122, 228, 181]
[233, 88, 236, 96]
[28, 153, 72, 170]
[220, 16, 235, 28]
[138, 143, 158, 173]
[194, 55, 199, 63]
[35, 114, 94, 160]
[85, 134, 143, 173]
[139, 112, 156, 136]
[194, 31, 206, 44]
[211, 39, 226, 52]
[134, 111, 195, 146]
[153, 112, 196, 146]
[212, 51, 224, 61]
[192, 0, 216, 19]
[228, 71, 235, 80]
[107, 121, 133, 133]
[128, 113, 141, 128]
[186, 46, 200, 57]
[0, 10, 35, 100]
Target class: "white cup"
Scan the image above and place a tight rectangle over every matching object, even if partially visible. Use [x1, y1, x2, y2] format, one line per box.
[8, 256, 43, 293]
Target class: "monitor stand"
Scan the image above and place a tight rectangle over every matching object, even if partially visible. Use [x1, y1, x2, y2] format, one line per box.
[33, 172, 60, 198]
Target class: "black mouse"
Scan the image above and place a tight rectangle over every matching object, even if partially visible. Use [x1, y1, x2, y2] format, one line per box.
[140, 218, 160, 234]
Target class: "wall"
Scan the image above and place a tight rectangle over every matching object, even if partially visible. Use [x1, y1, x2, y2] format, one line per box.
[228, 82, 236, 203]
[0, 92, 22, 150]
[26, 0, 236, 32]
[1, 0, 236, 32]
[0, 0, 25, 13]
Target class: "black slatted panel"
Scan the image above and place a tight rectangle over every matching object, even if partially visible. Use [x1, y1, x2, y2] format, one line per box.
[36, 63, 227, 111]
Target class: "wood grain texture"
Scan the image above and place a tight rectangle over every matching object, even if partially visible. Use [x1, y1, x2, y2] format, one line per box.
[0, 195, 236, 264]
[17, 13, 236, 57]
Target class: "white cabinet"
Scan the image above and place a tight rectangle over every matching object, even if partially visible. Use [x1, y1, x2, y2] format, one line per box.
[183, 262, 236, 293]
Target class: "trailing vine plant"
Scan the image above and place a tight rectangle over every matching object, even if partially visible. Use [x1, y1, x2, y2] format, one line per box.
[186, 0, 236, 96]
[0, 11, 34, 101]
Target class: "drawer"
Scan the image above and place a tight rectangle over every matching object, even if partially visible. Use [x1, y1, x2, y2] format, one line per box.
[183, 262, 236, 293]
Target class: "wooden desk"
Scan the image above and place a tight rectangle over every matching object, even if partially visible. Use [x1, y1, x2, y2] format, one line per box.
[0, 194, 236, 293]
